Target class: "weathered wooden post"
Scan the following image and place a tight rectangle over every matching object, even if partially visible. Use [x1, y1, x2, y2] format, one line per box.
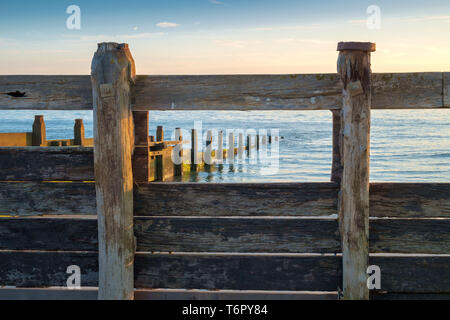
[132, 111, 150, 182]
[331, 111, 343, 183]
[227, 132, 234, 162]
[205, 130, 213, 171]
[337, 41, 375, 300]
[238, 132, 244, 160]
[174, 128, 183, 176]
[217, 130, 224, 164]
[91, 42, 136, 300]
[32, 115, 46, 146]
[74, 119, 85, 146]
[191, 129, 199, 171]
[156, 126, 164, 141]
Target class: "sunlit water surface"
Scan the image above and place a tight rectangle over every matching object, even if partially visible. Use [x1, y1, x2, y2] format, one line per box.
[0, 110, 448, 182]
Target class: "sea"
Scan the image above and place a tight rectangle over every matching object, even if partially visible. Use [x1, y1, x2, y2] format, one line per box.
[0, 109, 449, 183]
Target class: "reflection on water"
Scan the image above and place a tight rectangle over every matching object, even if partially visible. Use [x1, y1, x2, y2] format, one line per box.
[0, 110, 449, 182]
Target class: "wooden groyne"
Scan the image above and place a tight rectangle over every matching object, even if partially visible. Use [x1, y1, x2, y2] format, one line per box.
[0, 41, 449, 300]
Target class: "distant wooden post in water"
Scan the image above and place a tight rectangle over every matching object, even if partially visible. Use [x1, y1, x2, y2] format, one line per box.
[32, 115, 46, 146]
[337, 41, 375, 300]
[74, 119, 85, 146]
[227, 132, 234, 162]
[191, 129, 199, 171]
[174, 128, 183, 176]
[217, 130, 224, 164]
[91, 42, 136, 300]
[205, 130, 213, 171]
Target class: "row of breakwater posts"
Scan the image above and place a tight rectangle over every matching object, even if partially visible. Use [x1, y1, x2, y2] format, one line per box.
[0, 41, 449, 300]
[0, 115, 277, 181]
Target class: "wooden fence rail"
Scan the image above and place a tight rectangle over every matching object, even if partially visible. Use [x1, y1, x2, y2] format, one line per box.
[0, 72, 448, 111]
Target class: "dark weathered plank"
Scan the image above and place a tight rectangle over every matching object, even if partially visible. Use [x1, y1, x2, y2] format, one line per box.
[0, 147, 94, 181]
[0, 287, 338, 300]
[370, 256, 450, 293]
[135, 217, 340, 253]
[372, 292, 450, 300]
[0, 251, 99, 287]
[0, 182, 96, 216]
[370, 183, 450, 218]
[135, 254, 342, 291]
[0, 73, 447, 110]
[1, 252, 449, 292]
[2, 182, 449, 218]
[2, 216, 449, 254]
[370, 219, 450, 254]
[0, 217, 98, 251]
[134, 182, 339, 216]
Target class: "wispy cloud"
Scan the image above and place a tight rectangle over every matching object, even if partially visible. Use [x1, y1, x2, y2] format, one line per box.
[62, 32, 165, 42]
[348, 15, 450, 25]
[156, 22, 180, 28]
[277, 38, 335, 45]
[248, 24, 321, 31]
[214, 39, 261, 48]
[210, 0, 224, 5]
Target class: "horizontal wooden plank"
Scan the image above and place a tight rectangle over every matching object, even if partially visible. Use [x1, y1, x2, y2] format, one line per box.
[0, 251, 99, 287]
[372, 292, 450, 300]
[134, 254, 341, 291]
[370, 256, 450, 293]
[0, 182, 96, 216]
[0, 147, 94, 181]
[134, 182, 339, 217]
[0, 288, 337, 300]
[2, 182, 449, 219]
[0, 75, 92, 110]
[370, 219, 450, 254]
[370, 183, 450, 218]
[1, 73, 447, 110]
[135, 217, 340, 253]
[0, 217, 98, 251]
[2, 216, 448, 254]
[1, 252, 449, 292]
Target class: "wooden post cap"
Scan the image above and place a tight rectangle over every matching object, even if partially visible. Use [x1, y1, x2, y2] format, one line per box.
[337, 42, 376, 52]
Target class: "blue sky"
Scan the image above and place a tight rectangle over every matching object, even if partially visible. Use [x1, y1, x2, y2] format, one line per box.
[1, 0, 450, 74]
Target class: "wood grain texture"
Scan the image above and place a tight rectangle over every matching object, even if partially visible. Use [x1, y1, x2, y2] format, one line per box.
[0, 217, 98, 251]
[91, 42, 135, 300]
[0, 73, 447, 110]
[134, 182, 339, 217]
[0, 182, 96, 216]
[338, 49, 371, 300]
[370, 256, 450, 293]
[135, 217, 340, 253]
[370, 219, 450, 254]
[134, 254, 342, 291]
[0, 251, 99, 287]
[0, 252, 449, 292]
[0, 75, 92, 110]
[370, 183, 450, 218]
[0, 147, 94, 181]
[1, 216, 448, 254]
[1, 182, 448, 218]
